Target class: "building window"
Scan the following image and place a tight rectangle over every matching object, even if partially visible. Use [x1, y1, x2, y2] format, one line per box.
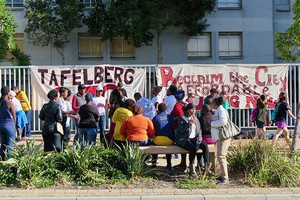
[5, 0, 24, 8]
[5, 33, 24, 59]
[218, 0, 241, 9]
[79, 0, 96, 8]
[219, 32, 242, 57]
[275, 0, 290, 12]
[111, 37, 135, 58]
[187, 33, 211, 58]
[78, 33, 103, 58]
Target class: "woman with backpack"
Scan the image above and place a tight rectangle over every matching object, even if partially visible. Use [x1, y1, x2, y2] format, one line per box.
[271, 92, 296, 148]
[252, 94, 268, 140]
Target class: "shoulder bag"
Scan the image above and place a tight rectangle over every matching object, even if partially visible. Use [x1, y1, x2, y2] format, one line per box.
[218, 120, 241, 140]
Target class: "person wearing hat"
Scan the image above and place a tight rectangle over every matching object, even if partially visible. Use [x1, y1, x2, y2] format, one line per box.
[9, 90, 28, 142]
[92, 85, 108, 145]
[72, 84, 86, 145]
[78, 92, 100, 145]
[39, 89, 63, 152]
[120, 104, 155, 146]
[175, 103, 210, 177]
[151, 86, 162, 111]
[0, 86, 16, 161]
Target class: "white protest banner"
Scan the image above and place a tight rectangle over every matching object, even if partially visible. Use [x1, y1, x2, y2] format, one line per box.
[30, 65, 146, 110]
[156, 64, 288, 109]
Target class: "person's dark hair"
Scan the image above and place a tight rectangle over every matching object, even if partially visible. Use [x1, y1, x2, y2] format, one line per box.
[67, 89, 71, 97]
[117, 82, 123, 88]
[210, 88, 217, 94]
[168, 85, 177, 95]
[59, 87, 67, 95]
[47, 89, 58, 100]
[212, 96, 225, 107]
[201, 104, 212, 115]
[119, 88, 127, 97]
[12, 86, 18, 91]
[0, 86, 10, 106]
[124, 98, 135, 108]
[257, 94, 266, 109]
[134, 92, 142, 101]
[184, 103, 195, 112]
[158, 103, 167, 113]
[132, 104, 143, 115]
[279, 91, 287, 101]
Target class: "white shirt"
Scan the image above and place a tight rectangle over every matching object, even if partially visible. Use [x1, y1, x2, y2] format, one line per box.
[11, 97, 23, 112]
[92, 96, 106, 116]
[58, 97, 71, 127]
[189, 116, 196, 139]
[211, 105, 229, 140]
[151, 93, 162, 105]
[164, 95, 177, 114]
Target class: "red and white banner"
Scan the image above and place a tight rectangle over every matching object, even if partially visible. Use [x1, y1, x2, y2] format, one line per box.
[157, 64, 289, 109]
[30, 65, 146, 110]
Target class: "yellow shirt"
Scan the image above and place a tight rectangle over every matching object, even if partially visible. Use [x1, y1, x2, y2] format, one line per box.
[16, 91, 31, 111]
[112, 107, 133, 141]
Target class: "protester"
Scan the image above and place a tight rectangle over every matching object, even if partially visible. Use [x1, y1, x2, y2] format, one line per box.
[152, 103, 175, 169]
[78, 93, 100, 145]
[39, 90, 63, 152]
[112, 98, 135, 147]
[164, 85, 177, 114]
[108, 82, 125, 142]
[10, 90, 28, 141]
[175, 103, 210, 177]
[252, 94, 268, 140]
[12, 86, 31, 139]
[204, 88, 218, 105]
[134, 92, 156, 120]
[211, 97, 230, 184]
[151, 86, 163, 111]
[186, 93, 196, 104]
[119, 88, 128, 102]
[92, 85, 108, 144]
[271, 92, 296, 147]
[220, 91, 230, 112]
[120, 104, 155, 146]
[0, 86, 16, 161]
[72, 84, 86, 145]
[197, 104, 216, 144]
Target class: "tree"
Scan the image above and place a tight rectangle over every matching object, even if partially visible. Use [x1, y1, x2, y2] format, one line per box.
[0, 0, 16, 59]
[25, 0, 85, 65]
[274, 0, 300, 62]
[85, 0, 216, 64]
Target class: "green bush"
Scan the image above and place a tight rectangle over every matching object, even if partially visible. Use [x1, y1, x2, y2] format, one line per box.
[228, 140, 300, 187]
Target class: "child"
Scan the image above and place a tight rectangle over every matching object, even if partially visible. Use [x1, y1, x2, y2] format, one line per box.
[253, 94, 268, 140]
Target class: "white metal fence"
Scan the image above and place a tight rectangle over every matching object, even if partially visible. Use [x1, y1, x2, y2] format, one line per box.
[0, 64, 298, 132]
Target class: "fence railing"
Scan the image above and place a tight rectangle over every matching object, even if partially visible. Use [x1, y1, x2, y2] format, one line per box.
[0, 64, 298, 132]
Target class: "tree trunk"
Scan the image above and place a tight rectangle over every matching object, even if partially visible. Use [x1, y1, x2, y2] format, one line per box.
[56, 47, 65, 65]
[156, 31, 162, 64]
[291, 103, 300, 152]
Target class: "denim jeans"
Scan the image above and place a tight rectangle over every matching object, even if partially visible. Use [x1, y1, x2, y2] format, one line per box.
[22, 110, 31, 137]
[0, 126, 16, 160]
[79, 128, 97, 145]
[73, 118, 81, 145]
[128, 140, 149, 146]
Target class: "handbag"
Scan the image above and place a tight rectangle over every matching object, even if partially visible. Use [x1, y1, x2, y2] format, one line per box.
[218, 121, 241, 140]
[56, 122, 64, 135]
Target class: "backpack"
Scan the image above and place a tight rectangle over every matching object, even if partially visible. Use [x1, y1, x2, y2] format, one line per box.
[271, 102, 282, 122]
[250, 107, 259, 122]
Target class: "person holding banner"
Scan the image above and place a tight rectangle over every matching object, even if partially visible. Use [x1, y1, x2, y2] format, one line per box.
[39, 90, 63, 152]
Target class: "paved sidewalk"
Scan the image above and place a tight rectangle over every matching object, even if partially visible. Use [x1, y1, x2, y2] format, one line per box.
[0, 188, 300, 200]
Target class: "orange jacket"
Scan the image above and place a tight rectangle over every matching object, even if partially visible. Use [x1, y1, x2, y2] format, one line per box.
[120, 114, 156, 141]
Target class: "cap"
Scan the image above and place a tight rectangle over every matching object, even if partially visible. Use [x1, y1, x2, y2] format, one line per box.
[78, 84, 86, 90]
[174, 90, 185, 100]
[96, 85, 103, 91]
[85, 92, 93, 101]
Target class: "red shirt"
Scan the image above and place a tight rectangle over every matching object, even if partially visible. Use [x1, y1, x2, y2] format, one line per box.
[170, 102, 186, 129]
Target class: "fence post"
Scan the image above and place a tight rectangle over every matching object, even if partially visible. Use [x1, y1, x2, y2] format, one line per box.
[291, 103, 300, 152]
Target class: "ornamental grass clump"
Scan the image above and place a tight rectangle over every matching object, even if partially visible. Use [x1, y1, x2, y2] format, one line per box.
[228, 140, 300, 187]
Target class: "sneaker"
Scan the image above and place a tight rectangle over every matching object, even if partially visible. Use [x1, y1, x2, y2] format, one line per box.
[215, 176, 222, 181]
[217, 179, 229, 184]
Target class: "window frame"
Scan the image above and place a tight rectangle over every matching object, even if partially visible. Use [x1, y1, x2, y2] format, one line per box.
[78, 33, 103, 59]
[218, 32, 243, 59]
[79, 0, 96, 9]
[110, 37, 135, 58]
[5, 0, 24, 8]
[218, 0, 242, 10]
[187, 32, 212, 59]
[275, 0, 290, 12]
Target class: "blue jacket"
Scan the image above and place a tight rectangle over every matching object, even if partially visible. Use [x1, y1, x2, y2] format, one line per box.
[152, 112, 175, 140]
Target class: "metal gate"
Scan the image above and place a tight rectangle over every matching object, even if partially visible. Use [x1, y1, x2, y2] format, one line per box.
[0, 64, 298, 132]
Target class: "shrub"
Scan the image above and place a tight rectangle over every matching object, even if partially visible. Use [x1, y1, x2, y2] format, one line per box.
[228, 140, 300, 187]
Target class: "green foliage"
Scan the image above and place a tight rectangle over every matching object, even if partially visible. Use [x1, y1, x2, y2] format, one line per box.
[24, 0, 85, 64]
[228, 140, 300, 187]
[175, 176, 216, 189]
[10, 43, 30, 66]
[274, 0, 300, 62]
[116, 142, 156, 178]
[0, 0, 17, 59]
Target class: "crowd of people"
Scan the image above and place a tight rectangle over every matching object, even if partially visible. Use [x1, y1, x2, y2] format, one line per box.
[0, 83, 296, 185]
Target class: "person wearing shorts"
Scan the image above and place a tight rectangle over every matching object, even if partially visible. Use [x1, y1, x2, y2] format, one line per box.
[254, 95, 268, 140]
[271, 92, 296, 148]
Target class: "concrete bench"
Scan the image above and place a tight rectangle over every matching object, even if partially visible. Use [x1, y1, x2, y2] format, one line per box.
[139, 144, 217, 171]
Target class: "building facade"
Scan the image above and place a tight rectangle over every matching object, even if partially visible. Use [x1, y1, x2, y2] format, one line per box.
[2, 0, 294, 65]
